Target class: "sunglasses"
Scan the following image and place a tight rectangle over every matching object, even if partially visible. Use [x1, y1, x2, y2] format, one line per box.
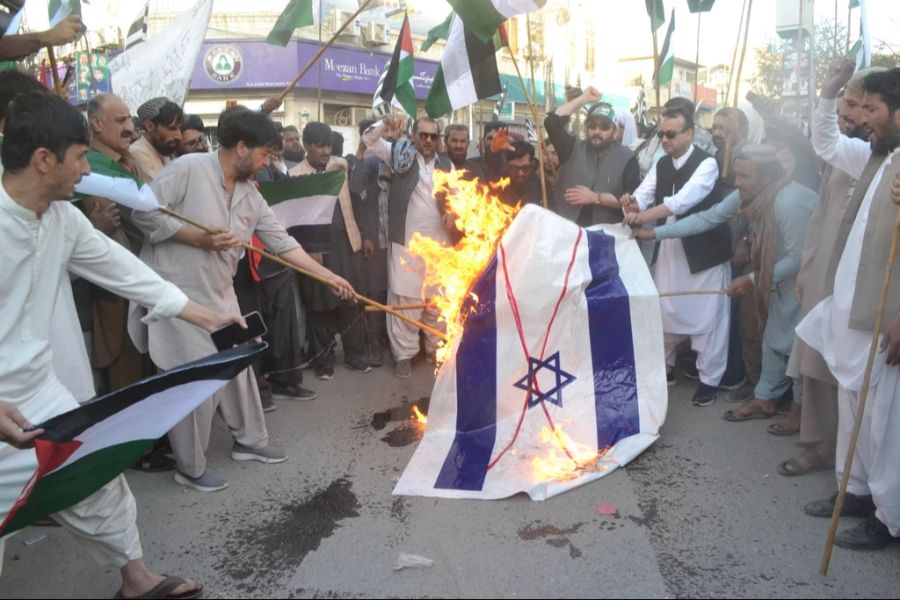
[418, 132, 439, 142]
[656, 128, 689, 140]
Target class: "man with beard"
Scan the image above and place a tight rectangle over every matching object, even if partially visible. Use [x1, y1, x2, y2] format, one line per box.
[632, 146, 816, 420]
[795, 64, 900, 550]
[132, 107, 355, 492]
[711, 107, 749, 194]
[364, 115, 451, 378]
[483, 132, 543, 207]
[130, 97, 182, 182]
[545, 87, 640, 226]
[443, 124, 472, 172]
[289, 122, 370, 380]
[777, 67, 886, 473]
[282, 125, 305, 170]
[622, 102, 733, 407]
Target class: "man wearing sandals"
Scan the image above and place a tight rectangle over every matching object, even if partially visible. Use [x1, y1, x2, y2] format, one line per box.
[0, 91, 243, 598]
[796, 64, 900, 550]
[631, 145, 816, 426]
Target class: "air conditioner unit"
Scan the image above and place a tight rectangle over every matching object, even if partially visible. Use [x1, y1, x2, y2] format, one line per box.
[362, 22, 387, 46]
[330, 9, 359, 36]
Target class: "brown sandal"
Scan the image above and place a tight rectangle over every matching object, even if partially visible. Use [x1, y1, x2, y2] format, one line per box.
[723, 400, 776, 422]
[767, 422, 800, 436]
[777, 454, 833, 477]
[114, 575, 203, 600]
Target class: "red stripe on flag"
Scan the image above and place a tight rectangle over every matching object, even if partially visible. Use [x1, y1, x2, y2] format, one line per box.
[400, 15, 414, 54]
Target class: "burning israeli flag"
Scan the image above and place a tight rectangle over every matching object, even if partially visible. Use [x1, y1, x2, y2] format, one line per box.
[395, 202, 667, 500]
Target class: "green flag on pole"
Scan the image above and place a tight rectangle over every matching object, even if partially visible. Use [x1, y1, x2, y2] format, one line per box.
[266, 0, 314, 47]
[645, 0, 665, 32]
[48, 0, 82, 27]
[422, 11, 453, 52]
[687, 0, 715, 12]
[656, 9, 675, 86]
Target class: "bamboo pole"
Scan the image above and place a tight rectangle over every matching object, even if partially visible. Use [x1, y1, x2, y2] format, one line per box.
[525, 13, 550, 207]
[658, 290, 726, 297]
[820, 205, 900, 576]
[506, 46, 549, 209]
[365, 303, 431, 312]
[276, 0, 375, 104]
[651, 1, 662, 121]
[846, 2, 852, 54]
[694, 11, 702, 102]
[725, 0, 748, 107]
[46, 47, 65, 99]
[732, 0, 754, 107]
[159, 207, 448, 341]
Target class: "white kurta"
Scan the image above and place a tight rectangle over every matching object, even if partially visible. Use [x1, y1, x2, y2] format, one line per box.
[0, 181, 187, 566]
[634, 146, 730, 335]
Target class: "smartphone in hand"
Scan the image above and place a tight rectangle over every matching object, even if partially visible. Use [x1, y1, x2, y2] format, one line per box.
[211, 311, 267, 351]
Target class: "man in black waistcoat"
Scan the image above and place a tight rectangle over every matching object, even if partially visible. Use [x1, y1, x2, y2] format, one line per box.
[622, 102, 733, 407]
[544, 86, 640, 226]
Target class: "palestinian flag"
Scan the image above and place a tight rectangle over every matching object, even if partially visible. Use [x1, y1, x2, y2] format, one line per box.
[425, 15, 502, 118]
[260, 170, 345, 254]
[0, 343, 264, 536]
[73, 151, 160, 212]
[48, 0, 82, 28]
[376, 14, 416, 117]
[125, 1, 149, 50]
[849, 0, 871, 70]
[266, 0, 314, 46]
[447, 0, 545, 43]
[655, 10, 675, 87]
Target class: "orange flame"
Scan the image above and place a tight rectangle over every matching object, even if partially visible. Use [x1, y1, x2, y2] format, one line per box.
[530, 425, 608, 482]
[412, 405, 427, 424]
[407, 171, 519, 363]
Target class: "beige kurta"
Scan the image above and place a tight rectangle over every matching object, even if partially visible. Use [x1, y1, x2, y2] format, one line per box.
[128, 135, 169, 182]
[132, 152, 300, 477]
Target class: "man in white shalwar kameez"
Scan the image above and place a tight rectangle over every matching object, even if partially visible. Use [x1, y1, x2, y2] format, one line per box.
[796, 63, 900, 550]
[623, 102, 733, 407]
[0, 91, 242, 598]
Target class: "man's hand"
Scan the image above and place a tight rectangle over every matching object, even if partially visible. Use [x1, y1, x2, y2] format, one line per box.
[582, 86, 601, 104]
[732, 238, 751, 268]
[260, 96, 283, 115]
[44, 15, 83, 47]
[630, 227, 656, 241]
[564, 186, 599, 206]
[880, 313, 900, 366]
[363, 239, 376, 261]
[620, 193, 639, 214]
[0, 401, 43, 449]
[622, 211, 642, 226]
[198, 228, 242, 251]
[726, 275, 755, 297]
[490, 128, 516, 154]
[86, 200, 121, 236]
[892, 172, 900, 206]
[822, 58, 855, 99]
[178, 300, 246, 334]
[329, 274, 356, 300]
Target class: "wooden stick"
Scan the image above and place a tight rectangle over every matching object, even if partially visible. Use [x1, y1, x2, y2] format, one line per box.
[46, 47, 65, 99]
[658, 289, 726, 297]
[651, 1, 662, 122]
[732, 0, 754, 107]
[821, 204, 900, 576]
[507, 47, 549, 209]
[365, 303, 431, 312]
[725, 0, 748, 107]
[159, 207, 448, 341]
[275, 0, 375, 104]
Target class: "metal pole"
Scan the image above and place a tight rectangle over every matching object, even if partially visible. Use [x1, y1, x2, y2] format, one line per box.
[694, 11, 701, 102]
[732, 0, 754, 108]
[317, 0, 323, 121]
[651, 2, 662, 120]
[796, 0, 804, 118]
[725, 0, 748, 106]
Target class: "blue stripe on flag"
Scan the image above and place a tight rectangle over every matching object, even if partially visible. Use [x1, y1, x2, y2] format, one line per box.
[434, 258, 499, 491]
[585, 230, 640, 448]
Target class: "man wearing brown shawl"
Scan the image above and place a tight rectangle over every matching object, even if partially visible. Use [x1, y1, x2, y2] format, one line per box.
[632, 145, 817, 420]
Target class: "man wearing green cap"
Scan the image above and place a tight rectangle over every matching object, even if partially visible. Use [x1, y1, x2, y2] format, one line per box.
[544, 86, 641, 226]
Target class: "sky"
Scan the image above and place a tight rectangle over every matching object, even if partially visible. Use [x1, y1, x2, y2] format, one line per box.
[20, 0, 900, 76]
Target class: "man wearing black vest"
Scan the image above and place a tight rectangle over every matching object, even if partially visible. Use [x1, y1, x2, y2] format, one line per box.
[622, 102, 732, 407]
[545, 86, 640, 227]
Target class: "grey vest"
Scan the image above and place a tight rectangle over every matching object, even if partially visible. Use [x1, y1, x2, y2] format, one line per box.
[554, 141, 635, 225]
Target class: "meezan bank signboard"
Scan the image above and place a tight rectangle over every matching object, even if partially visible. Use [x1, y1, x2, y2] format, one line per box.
[190, 39, 439, 99]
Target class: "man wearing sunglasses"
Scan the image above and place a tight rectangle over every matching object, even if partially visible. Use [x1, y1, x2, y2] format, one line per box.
[363, 116, 451, 378]
[544, 86, 640, 227]
[621, 102, 733, 408]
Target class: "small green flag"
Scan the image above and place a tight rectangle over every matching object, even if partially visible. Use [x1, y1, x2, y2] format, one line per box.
[48, 0, 82, 28]
[421, 11, 453, 52]
[656, 10, 675, 86]
[266, 0, 314, 47]
[645, 0, 664, 32]
[850, 0, 860, 8]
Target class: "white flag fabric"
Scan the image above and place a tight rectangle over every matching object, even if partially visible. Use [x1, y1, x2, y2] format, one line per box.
[395, 206, 668, 501]
[108, 0, 213, 112]
[74, 173, 160, 212]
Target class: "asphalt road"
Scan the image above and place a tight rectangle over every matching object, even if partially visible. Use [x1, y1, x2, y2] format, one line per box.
[2, 355, 898, 598]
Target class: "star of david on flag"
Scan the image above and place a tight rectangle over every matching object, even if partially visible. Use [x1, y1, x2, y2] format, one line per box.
[395, 205, 669, 501]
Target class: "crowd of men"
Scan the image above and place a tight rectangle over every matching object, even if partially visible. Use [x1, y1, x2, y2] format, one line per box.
[0, 55, 899, 597]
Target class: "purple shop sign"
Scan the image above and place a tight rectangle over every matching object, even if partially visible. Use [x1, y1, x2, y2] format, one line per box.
[191, 39, 439, 99]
